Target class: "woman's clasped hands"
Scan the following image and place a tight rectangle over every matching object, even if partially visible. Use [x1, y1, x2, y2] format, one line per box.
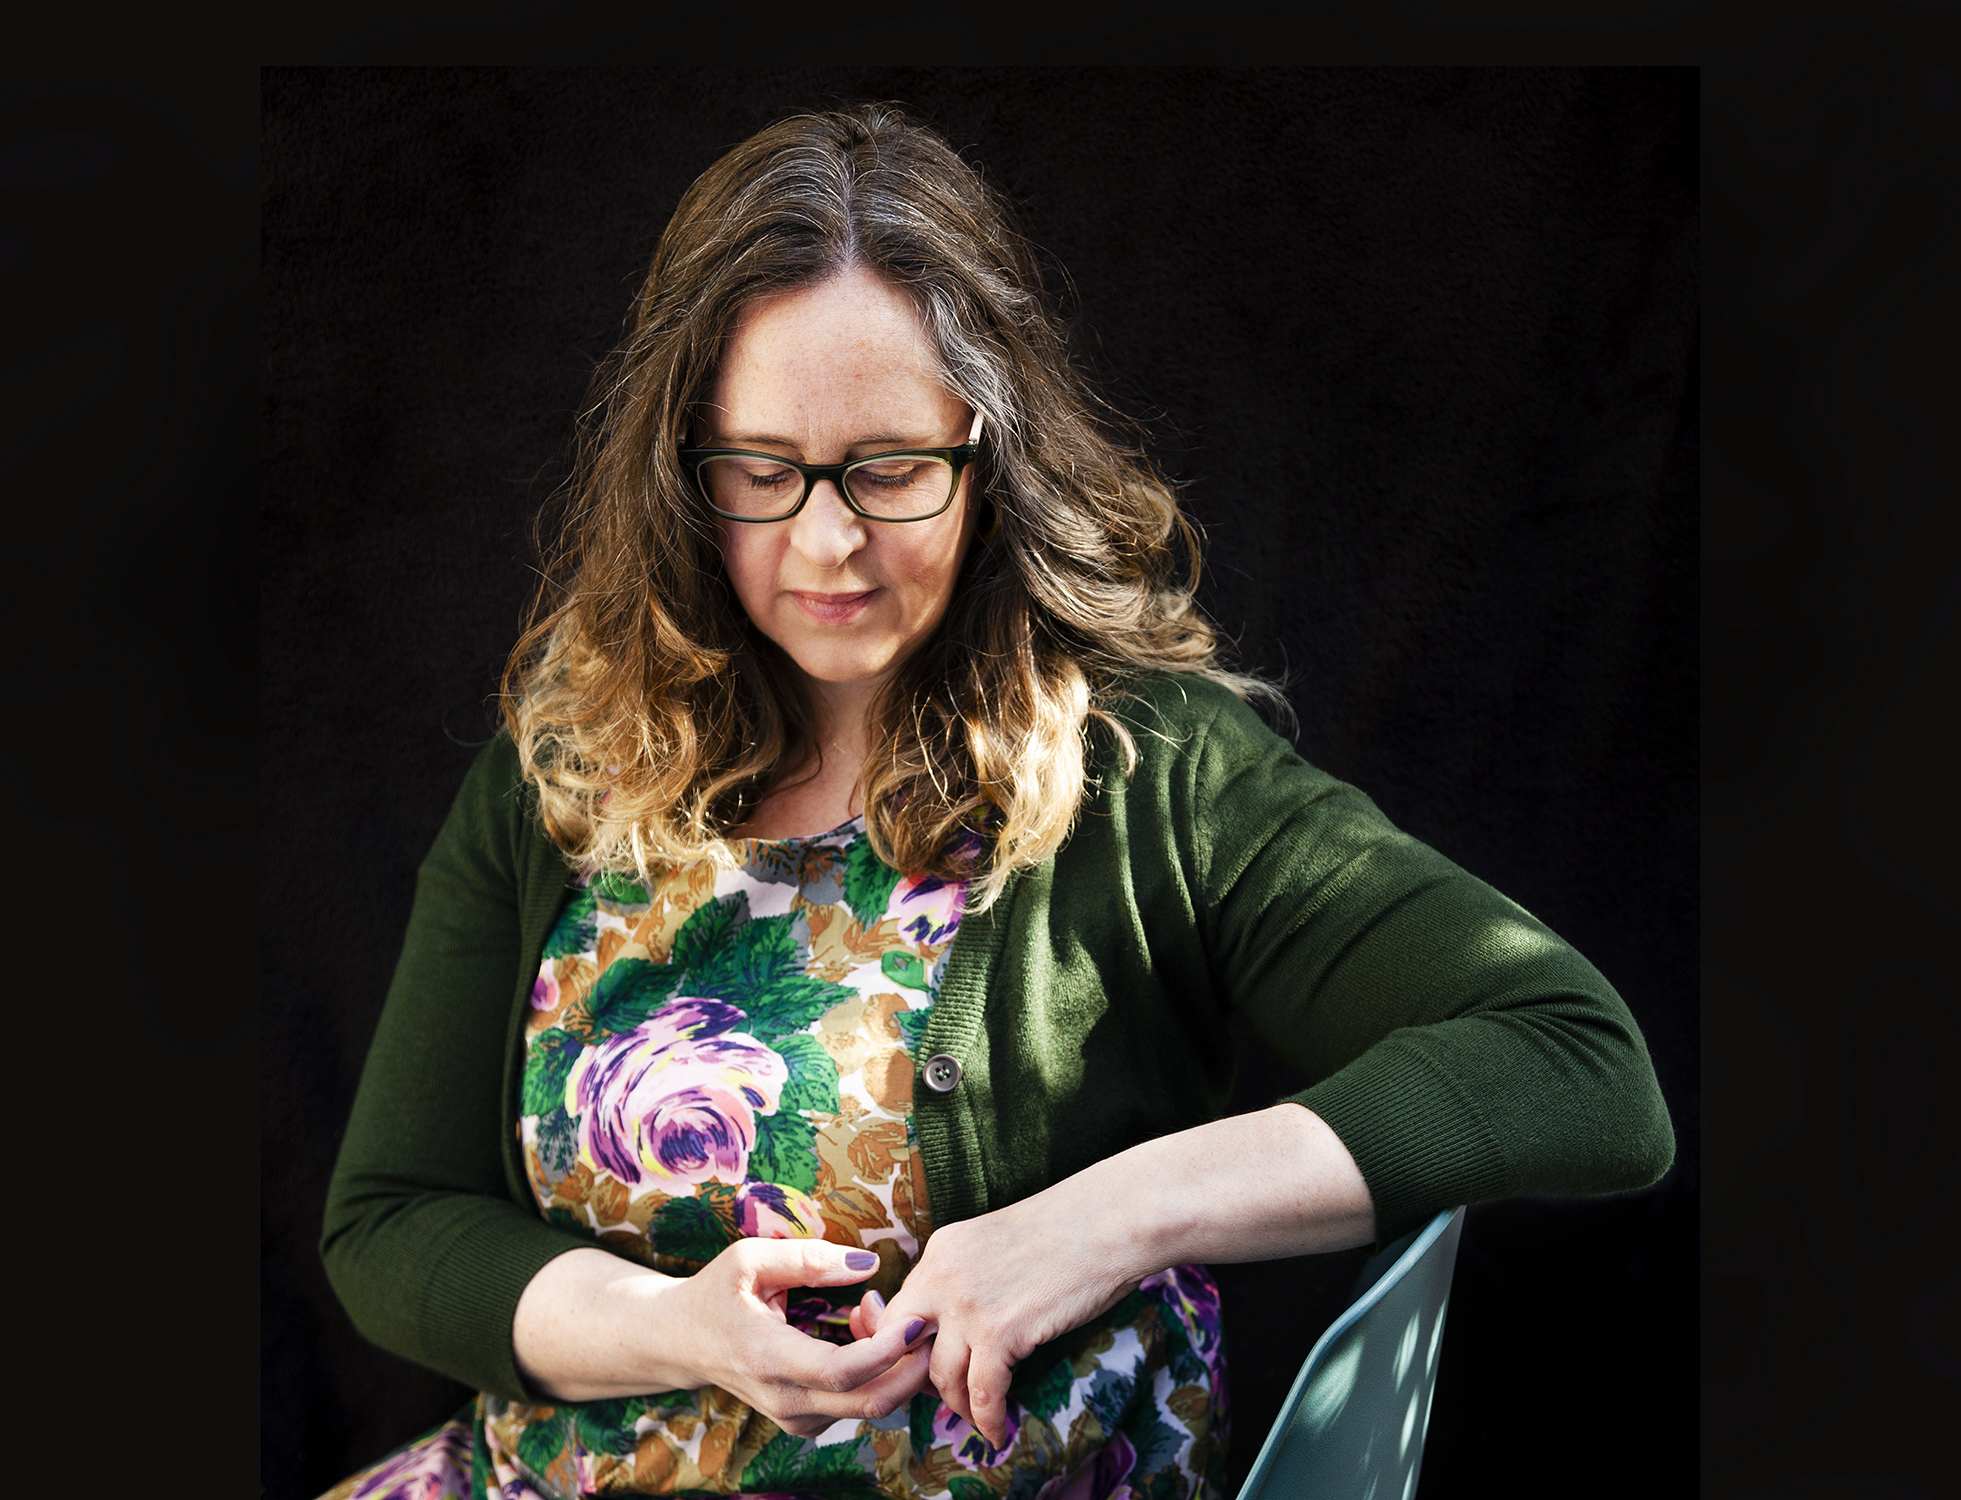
[514, 1198, 1136, 1446]
[519, 1107, 1369, 1448]
[837, 1103, 1381, 1451]
[845, 1184, 1148, 1453]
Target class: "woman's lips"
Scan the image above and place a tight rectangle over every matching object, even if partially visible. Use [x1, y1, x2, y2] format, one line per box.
[790, 589, 878, 625]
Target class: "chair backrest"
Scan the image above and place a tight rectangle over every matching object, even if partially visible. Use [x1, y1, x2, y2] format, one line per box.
[1235, 1206, 1467, 1500]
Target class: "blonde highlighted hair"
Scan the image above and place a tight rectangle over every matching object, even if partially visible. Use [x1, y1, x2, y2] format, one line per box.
[503, 103, 1280, 908]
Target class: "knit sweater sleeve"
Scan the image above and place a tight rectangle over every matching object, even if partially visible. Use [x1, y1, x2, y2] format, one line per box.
[1169, 683, 1675, 1242]
[319, 737, 592, 1400]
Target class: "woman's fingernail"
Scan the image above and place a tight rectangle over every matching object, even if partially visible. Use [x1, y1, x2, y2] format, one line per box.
[905, 1317, 927, 1343]
[866, 1290, 886, 1313]
[846, 1250, 878, 1271]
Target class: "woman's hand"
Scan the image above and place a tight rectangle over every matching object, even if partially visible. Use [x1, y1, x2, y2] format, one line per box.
[849, 1187, 1143, 1453]
[513, 1238, 935, 1437]
[859, 1103, 1377, 1450]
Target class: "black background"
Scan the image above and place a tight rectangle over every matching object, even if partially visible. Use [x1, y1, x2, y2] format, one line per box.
[259, 65, 1697, 1500]
[0, 7, 1951, 1500]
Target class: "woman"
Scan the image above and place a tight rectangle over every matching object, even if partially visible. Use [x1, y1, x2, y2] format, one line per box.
[321, 103, 1674, 1500]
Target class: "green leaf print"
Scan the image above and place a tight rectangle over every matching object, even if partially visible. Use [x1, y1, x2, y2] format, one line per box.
[535, 1108, 581, 1181]
[750, 1109, 820, 1195]
[680, 908, 855, 1030]
[572, 1400, 641, 1457]
[669, 890, 748, 971]
[1122, 1409, 1186, 1478]
[585, 956, 680, 1036]
[948, 1476, 997, 1500]
[881, 950, 929, 992]
[843, 831, 903, 927]
[684, 906, 793, 993]
[1134, 1465, 1187, 1500]
[895, 1005, 930, 1054]
[773, 1032, 842, 1116]
[522, 1029, 583, 1117]
[1166, 1320, 1208, 1390]
[541, 887, 597, 960]
[515, 1408, 571, 1475]
[1018, 1353, 1077, 1422]
[745, 1429, 879, 1493]
[593, 870, 651, 909]
[909, 1391, 939, 1458]
[748, 972, 855, 1033]
[650, 1193, 731, 1264]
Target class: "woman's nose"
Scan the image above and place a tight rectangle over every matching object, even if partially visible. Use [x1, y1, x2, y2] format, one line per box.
[790, 480, 867, 567]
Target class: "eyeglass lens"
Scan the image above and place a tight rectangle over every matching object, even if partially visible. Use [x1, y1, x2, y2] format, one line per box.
[698, 455, 955, 520]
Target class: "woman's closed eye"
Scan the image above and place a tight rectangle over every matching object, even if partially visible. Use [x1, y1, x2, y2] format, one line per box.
[855, 459, 932, 491]
[735, 460, 798, 491]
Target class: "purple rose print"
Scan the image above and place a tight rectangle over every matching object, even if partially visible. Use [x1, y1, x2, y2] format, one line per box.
[567, 999, 787, 1189]
[1034, 1430, 1136, 1500]
[1141, 1263, 1223, 1356]
[735, 1181, 826, 1238]
[530, 972, 558, 1010]
[346, 1418, 472, 1499]
[897, 868, 969, 946]
[933, 1400, 1022, 1467]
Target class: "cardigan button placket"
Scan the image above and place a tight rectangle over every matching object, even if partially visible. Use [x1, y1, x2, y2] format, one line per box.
[921, 1053, 963, 1093]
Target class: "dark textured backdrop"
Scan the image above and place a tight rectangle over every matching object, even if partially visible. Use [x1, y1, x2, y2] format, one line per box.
[262, 67, 1696, 1500]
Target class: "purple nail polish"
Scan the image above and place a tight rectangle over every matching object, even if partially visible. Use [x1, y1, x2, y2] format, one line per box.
[865, 1289, 885, 1313]
[905, 1317, 927, 1343]
[845, 1250, 877, 1271]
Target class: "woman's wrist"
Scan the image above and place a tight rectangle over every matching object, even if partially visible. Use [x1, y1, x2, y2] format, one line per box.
[512, 1246, 698, 1401]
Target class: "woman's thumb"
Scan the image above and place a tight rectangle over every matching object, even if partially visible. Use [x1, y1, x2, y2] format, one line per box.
[744, 1237, 881, 1290]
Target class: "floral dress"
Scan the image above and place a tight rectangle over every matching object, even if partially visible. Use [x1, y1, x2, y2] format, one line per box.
[322, 820, 1228, 1500]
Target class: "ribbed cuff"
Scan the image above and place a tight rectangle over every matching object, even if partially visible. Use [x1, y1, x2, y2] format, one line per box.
[1293, 1039, 1511, 1248]
[415, 1201, 598, 1402]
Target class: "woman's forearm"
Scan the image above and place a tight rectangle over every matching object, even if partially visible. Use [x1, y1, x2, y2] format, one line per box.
[511, 1247, 698, 1401]
[1071, 1102, 1376, 1281]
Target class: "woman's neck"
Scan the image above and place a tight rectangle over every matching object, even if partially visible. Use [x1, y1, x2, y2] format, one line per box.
[731, 676, 878, 841]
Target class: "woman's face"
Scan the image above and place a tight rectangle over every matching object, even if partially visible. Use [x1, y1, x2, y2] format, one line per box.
[703, 264, 979, 714]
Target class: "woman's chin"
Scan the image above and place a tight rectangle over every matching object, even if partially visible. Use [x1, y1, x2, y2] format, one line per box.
[782, 649, 905, 694]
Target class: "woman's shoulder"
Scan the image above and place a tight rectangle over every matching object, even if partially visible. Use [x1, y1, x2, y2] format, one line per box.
[1106, 669, 1272, 731]
[1101, 671, 1311, 780]
[425, 730, 554, 863]
[449, 729, 530, 815]
[464, 727, 526, 787]
[1093, 671, 1395, 846]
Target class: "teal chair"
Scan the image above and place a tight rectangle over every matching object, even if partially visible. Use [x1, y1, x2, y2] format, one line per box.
[1236, 1207, 1467, 1500]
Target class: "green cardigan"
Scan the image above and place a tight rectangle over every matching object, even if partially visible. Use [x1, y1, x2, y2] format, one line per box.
[322, 673, 1674, 1401]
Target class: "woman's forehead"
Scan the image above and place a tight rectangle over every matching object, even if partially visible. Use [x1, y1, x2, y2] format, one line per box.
[708, 268, 965, 445]
[722, 269, 937, 379]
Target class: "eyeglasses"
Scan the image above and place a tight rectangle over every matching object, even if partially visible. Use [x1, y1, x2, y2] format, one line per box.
[680, 413, 984, 524]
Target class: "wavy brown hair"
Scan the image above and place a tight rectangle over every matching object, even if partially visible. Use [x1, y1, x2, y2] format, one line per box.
[503, 103, 1279, 908]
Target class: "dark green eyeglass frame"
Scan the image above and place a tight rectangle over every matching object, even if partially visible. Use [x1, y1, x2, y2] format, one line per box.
[677, 439, 981, 523]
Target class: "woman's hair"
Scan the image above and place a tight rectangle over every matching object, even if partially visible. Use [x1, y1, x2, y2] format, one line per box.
[503, 102, 1280, 909]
